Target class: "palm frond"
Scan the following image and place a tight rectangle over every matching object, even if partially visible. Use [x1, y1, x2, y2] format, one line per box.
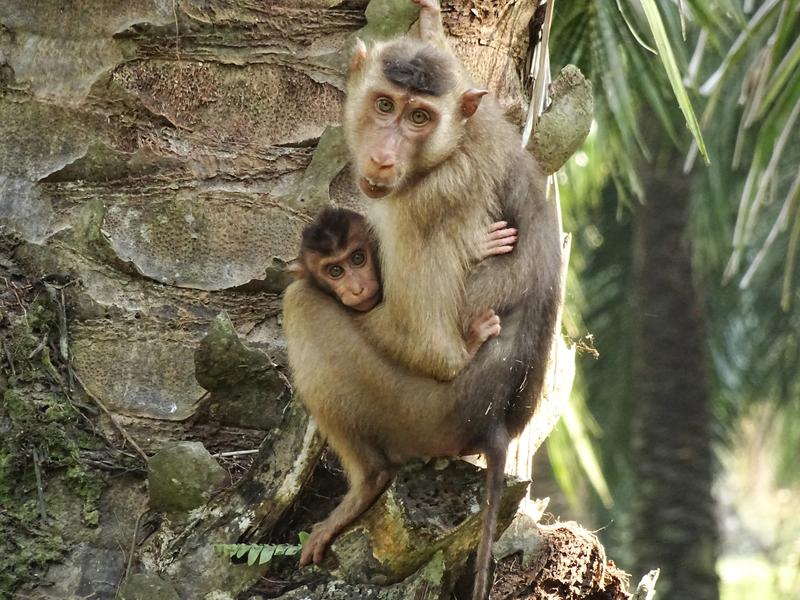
[638, 0, 709, 161]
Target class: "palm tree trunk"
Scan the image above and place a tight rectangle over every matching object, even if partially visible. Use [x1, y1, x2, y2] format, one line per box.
[631, 144, 719, 600]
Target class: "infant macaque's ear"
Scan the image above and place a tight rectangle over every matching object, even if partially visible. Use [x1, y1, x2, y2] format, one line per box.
[286, 259, 306, 280]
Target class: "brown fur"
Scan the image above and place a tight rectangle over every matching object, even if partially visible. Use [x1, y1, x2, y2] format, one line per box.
[291, 208, 383, 312]
[283, 2, 561, 598]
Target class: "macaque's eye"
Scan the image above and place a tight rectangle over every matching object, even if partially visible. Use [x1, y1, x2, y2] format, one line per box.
[351, 250, 366, 266]
[409, 109, 430, 126]
[375, 97, 394, 114]
[327, 265, 345, 279]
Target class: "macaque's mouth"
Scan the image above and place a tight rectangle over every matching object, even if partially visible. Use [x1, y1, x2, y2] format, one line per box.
[358, 176, 393, 199]
[350, 292, 381, 312]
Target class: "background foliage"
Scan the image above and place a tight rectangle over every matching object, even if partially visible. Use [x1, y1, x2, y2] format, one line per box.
[546, 1, 799, 597]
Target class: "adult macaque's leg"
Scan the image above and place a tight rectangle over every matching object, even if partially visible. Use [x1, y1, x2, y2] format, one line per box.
[299, 439, 394, 566]
[286, 280, 455, 567]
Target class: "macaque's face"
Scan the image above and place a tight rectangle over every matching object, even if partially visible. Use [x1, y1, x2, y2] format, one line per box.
[353, 88, 441, 199]
[308, 237, 381, 312]
[345, 39, 485, 200]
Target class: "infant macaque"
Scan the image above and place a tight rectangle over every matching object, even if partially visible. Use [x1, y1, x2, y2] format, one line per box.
[288, 208, 517, 356]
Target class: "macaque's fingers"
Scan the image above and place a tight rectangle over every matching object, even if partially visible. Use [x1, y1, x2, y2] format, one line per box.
[489, 237, 518, 249]
[487, 220, 509, 233]
[487, 227, 517, 241]
[299, 538, 314, 566]
[469, 310, 502, 341]
[477, 311, 500, 326]
[481, 230, 518, 258]
[472, 308, 495, 323]
[482, 315, 501, 336]
[479, 322, 501, 343]
[299, 541, 313, 566]
[312, 534, 331, 564]
[300, 523, 334, 566]
[467, 311, 488, 334]
[487, 233, 518, 248]
[485, 245, 515, 256]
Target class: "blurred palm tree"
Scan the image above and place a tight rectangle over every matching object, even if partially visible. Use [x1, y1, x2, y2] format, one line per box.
[545, 0, 799, 598]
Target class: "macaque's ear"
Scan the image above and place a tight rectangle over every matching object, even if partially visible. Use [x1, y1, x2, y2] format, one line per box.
[350, 38, 368, 74]
[287, 259, 307, 280]
[460, 88, 488, 118]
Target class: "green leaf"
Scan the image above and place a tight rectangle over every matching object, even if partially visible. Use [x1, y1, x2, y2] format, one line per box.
[283, 545, 301, 557]
[562, 399, 613, 507]
[615, 0, 656, 54]
[298, 531, 310, 545]
[759, 33, 800, 119]
[259, 545, 276, 565]
[547, 424, 578, 506]
[247, 545, 261, 566]
[783, 206, 800, 311]
[211, 541, 303, 567]
[213, 543, 236, 558]
[638, 0, 709, 163]
[597, 1, 648, 157]
[699, 0, 783, 98]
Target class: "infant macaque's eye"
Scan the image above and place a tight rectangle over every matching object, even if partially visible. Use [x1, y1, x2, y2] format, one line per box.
[327, 265, 344, 279]
[351, 250, 366, 266]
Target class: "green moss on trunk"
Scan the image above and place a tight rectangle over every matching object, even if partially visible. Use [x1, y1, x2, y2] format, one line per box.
[0, 279, 109, 594]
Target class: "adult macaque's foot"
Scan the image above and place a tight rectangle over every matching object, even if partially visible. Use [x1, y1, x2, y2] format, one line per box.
[299, 522, 334, 566]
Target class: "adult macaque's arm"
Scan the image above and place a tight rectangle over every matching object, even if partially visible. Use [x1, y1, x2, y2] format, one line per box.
[358, 304, 471, 382]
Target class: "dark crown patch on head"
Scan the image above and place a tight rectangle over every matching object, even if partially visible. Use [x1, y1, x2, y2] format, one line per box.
[302, 208, 364, 255]
[381, 42, 454, 96]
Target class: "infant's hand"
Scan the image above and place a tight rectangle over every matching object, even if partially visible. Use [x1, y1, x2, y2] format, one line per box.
[480, 221, 518, 259]
[465, 309, 501, 356]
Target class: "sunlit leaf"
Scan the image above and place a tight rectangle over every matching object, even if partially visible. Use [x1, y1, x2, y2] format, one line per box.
[562, 398, 613, 507]
[259, 545, 276, 565]
[699, 0, 782, 97]
[783, 210, 800, 311]
[759, 33, 800, 119]
[616, 0, 656, 54]
[638, 0, 709, 163]
[247, 545, 260, 566]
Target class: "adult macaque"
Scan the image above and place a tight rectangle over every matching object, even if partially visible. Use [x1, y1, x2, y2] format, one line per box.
[282, 0, 561, 598]
[288, 206, 518, 355]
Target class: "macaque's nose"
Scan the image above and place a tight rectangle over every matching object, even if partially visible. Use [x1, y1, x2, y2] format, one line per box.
[350, 284, 365, 296]
[370, 152, 395, 170]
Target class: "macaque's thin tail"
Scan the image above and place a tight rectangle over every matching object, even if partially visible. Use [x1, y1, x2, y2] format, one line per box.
[472, 429, 509, 600]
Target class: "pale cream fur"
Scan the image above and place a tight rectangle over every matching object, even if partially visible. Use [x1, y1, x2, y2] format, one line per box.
[342, 39, 518, 381]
